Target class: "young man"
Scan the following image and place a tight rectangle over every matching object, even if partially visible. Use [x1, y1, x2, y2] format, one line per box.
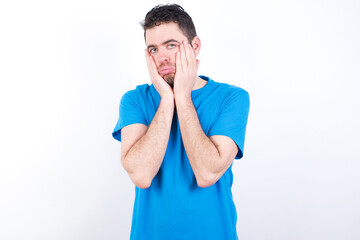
[112, 4, 250, 240]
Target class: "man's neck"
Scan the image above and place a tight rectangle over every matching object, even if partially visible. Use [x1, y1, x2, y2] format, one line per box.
[192, 76, 207, 91]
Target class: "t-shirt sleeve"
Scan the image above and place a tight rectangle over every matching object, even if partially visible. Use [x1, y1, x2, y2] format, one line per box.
[112, 90, 148, 142]
[208, 89, 250, 159]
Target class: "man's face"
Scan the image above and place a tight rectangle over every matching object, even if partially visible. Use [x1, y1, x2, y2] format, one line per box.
[145, 22, 190, 87]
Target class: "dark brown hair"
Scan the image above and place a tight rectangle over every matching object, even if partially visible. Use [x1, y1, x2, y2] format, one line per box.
[140, 4, 197, 43]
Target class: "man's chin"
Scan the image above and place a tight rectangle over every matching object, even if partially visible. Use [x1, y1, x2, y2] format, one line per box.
[164, 74, 175, 88]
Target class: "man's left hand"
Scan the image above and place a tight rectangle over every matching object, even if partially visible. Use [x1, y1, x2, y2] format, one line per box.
[173, 40, 199, 99]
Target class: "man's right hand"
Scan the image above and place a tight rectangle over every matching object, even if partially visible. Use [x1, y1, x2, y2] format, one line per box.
[145, 50, 174, 100]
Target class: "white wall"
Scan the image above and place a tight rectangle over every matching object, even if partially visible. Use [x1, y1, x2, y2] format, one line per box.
[1, 0, 359, 239]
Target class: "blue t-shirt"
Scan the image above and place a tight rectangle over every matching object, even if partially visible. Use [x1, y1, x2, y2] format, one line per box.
[113, 75, 250, 240]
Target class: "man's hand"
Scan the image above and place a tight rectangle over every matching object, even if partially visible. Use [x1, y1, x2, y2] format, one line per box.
[145, 49, 174, 100]
[173, 40, 200, 98]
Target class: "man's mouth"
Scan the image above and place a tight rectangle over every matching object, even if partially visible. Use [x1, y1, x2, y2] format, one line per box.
[159, 66, 175, 76]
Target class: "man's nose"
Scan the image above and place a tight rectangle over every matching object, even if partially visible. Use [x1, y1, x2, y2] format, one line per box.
[157, 49, 170, 63]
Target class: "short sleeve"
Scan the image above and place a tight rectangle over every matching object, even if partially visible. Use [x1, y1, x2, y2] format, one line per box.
[208, 89, 250, 159]
[112, 90, 148, 142]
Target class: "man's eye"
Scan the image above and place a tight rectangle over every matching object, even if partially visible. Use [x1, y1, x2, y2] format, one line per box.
[168, 44, 177, 49]
[149, 48, 157, 53]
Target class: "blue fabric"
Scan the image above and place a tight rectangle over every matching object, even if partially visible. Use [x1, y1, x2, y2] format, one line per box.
[112, 75, 250, 240]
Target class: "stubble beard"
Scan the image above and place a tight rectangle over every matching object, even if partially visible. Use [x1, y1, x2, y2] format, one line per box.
[159, 62, 175, 88]
[163, 74, 175, 88]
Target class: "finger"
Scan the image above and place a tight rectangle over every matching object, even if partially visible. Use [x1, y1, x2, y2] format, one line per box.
[175, 51, 182, 73]
[185, 40, 196, 65]
[145, 50, 154, 75]
[145, 50, 161, 81]
[180, 42, 188, 68]
[145, 50, 155, 74]
[183, 41, 196, 74]
[146, 51, 157, 74]
[145, 49, 150, 66]
[149, 55, 161, 77]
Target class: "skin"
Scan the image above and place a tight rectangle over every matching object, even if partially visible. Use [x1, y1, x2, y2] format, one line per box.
[121, 22, 238, 188]
[144, 22, 206, 99]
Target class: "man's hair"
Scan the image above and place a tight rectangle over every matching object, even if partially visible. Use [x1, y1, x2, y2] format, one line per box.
[140, 4, 197, 43]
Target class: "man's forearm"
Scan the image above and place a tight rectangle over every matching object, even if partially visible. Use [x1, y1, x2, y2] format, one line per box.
[124, 96, 174, 188]
[175, 96, 223, 187]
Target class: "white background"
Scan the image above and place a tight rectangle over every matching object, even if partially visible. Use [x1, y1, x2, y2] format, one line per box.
[1, 0, 359, 239]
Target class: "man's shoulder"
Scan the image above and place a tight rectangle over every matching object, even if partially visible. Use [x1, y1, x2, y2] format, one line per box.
[122, 83, 152, 98]
[209, 77, 249, 98]
[129, 82, 151, 93]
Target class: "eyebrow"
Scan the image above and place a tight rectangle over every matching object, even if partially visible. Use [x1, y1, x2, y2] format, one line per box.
[147, 39, 180, 50]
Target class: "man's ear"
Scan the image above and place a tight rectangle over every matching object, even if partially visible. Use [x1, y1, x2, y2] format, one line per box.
[191, 36, 201, 56]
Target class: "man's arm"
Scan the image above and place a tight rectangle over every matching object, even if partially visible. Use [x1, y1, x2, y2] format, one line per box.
[121, 50, 175, 189]
[173, 40, 238, 188]
[175, 97, 238, 188]
[121, 96, 174, 189]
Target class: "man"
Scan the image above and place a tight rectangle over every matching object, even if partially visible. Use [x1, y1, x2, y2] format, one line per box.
[112, 4, 250, 240]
